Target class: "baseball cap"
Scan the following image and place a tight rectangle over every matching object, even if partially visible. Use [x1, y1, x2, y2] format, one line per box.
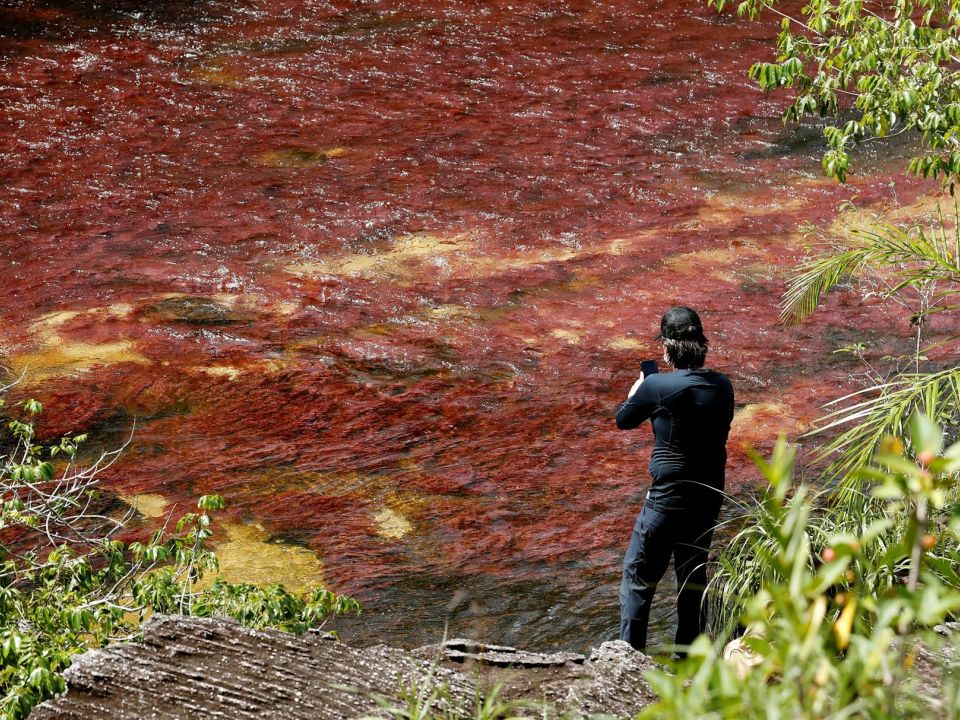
[655, 306, 706, 341]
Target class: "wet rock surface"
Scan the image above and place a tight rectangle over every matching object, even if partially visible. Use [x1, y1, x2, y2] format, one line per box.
[419, 637, 587, 667]
[141, 296, 254, 326]
[34, 616, 659, 719]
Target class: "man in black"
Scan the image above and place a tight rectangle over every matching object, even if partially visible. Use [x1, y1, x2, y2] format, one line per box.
[615, 307, 734, 653]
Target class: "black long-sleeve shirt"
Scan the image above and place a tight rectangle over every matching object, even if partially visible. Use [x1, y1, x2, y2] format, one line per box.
[616, 368, 734, 512]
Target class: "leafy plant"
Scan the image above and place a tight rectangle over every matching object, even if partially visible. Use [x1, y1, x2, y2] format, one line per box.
[0, 397, 359, 719]
[706, 194, 960, 697]
[814, 368, 960, 493]
[708, 0, 960, 184]
[369, 667, 460, 720]
[647, 415, 960, 718]
[708, 457, 960, 639]
[779, 204, 960, 494]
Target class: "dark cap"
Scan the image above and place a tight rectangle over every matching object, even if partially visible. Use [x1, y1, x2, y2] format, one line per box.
[655, 306, 706, 341]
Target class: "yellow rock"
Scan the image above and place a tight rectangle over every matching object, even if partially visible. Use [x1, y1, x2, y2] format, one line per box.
[12, 339, 149, 383]
[30, 304, 133, 337]
[198, 365, 242, 381]
[607, 336, 647, 351]
[16, 306, 148, 384]
[691, 193, 809, 228]
[273, 300, 300, 316]
[662, 247, 752, 283]
[191, 64, 244, 87]
[289, 232, 474, 280]
[257, 147, 349, 168]
[561, 274, 602, 292]
[420, 303, 515, 326]
[426, 304, 483, 321]
[473, 245, 581, 276]
[287, 231, 592, 284]
[249, 468, 386, 498]
[732, 403, 804, 439]
[121, 493, 170, 519]
[605, 229, 661, 256]
[210, 522, 324, 594]
[348, 323, 396, 338]
[550, 328, 582, 345]
[823, 192, 943, 242]
[373, 507, 413, 540]
[190, 359, 290, 381]
[105, 303, 135, 318]
[31, 311, 81, 334]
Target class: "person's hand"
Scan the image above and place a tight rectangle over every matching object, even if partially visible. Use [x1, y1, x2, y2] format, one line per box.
[627, 374, 645, 399]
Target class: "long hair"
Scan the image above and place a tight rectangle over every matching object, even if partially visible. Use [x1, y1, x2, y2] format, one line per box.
[664, 336, 708, 369]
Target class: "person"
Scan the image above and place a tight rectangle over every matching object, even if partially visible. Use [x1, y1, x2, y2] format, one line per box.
[615, 306, 734, 654]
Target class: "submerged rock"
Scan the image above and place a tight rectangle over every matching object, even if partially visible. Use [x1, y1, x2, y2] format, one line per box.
[142, 295, 253, 326]
[34, 616, 659, 719]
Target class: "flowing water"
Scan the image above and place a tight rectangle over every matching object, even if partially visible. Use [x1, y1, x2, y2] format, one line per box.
[0, 0, 938, 650]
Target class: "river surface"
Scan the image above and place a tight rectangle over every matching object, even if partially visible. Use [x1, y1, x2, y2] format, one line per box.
[0, 0, 937, 650]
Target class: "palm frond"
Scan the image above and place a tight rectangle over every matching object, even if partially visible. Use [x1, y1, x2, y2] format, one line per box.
[780, 245, 874, 325]
[780, 214, 960, 324]
[808, 366, 960, 503]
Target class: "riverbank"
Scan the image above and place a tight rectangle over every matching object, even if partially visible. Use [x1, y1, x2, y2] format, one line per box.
[33, 615, 659, 719]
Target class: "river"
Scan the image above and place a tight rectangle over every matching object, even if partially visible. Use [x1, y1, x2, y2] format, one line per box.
[0, 0, 931, 650]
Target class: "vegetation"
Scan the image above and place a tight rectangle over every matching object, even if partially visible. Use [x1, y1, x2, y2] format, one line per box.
[709, 0, 960, 183]
[646, 415, 960, 718]
[783, 203, 960, 489]
[0, 395, 359, 719]
[366, 672, 527, 720]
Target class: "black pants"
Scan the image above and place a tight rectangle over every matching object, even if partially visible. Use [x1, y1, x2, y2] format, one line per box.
[619, 502, 717, 652]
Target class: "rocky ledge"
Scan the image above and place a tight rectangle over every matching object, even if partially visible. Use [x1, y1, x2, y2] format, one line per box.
[33, 615, 660, 719]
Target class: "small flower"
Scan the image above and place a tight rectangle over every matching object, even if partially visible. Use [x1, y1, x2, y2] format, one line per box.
[918, 450, 936, 468]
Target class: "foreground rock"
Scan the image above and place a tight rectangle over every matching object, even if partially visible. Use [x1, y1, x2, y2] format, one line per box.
[34, 615, 659, 719]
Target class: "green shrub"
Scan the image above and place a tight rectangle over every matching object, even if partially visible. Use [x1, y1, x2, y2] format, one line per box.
[782, 204, 960, 493]
[0, 399, 359, 719]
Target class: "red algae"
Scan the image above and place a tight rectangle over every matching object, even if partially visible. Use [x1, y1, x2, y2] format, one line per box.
[0, 0, 949, 649]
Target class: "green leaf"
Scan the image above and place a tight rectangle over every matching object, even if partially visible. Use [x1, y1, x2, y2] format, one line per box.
[909, 411, 943, 456]
[197, 495, 225, 512]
